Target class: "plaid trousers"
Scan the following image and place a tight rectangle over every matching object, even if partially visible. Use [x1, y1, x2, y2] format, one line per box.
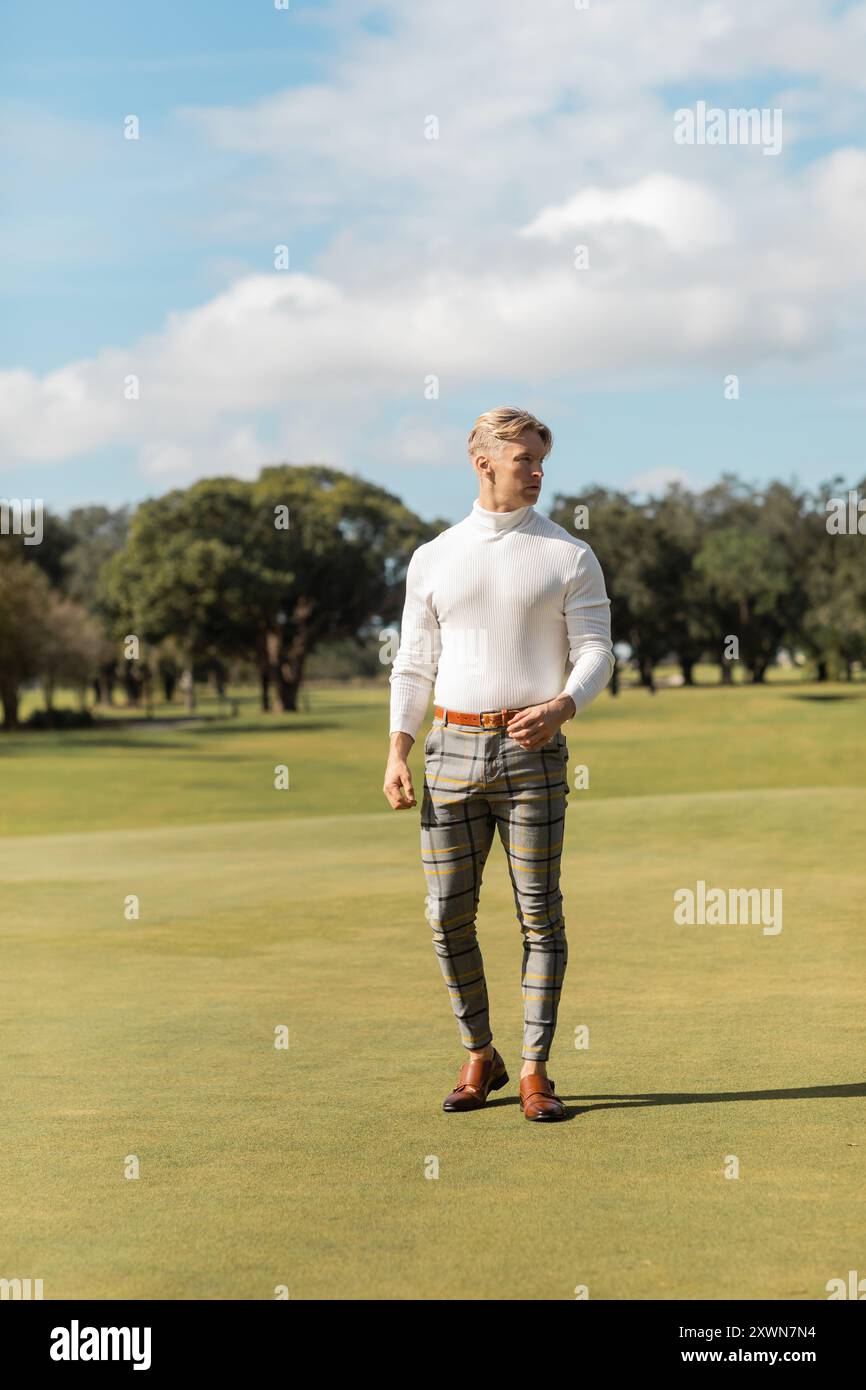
[419, 713, 570, 1062]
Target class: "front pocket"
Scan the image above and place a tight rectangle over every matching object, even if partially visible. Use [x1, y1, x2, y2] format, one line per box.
[538, 729, 567, 756]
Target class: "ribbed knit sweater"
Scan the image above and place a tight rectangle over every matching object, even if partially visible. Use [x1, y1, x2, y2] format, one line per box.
[389, 498, 615, 739]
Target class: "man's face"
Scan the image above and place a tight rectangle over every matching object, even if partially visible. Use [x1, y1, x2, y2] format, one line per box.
[477, 428, 546, 507]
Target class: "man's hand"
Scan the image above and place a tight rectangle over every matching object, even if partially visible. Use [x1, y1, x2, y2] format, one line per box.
[506, 694, 575, 750]
[384, 730, 417, 809]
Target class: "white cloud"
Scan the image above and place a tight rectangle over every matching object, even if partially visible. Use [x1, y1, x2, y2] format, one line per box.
[520, 175, 734, 252]
[4, 129, 866, 472]
[0, 237, 837, 472]
[5, 0, 866, 485]
[140, 427, 268, 484]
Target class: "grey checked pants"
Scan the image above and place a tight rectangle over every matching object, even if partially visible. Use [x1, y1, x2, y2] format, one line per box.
[419, 713, 570, 1062]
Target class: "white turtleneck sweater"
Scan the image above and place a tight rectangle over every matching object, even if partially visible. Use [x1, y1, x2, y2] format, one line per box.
[389, 498, 615, 739]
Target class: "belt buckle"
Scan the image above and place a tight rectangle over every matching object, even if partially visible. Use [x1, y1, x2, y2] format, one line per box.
[481, 708, 507, 729]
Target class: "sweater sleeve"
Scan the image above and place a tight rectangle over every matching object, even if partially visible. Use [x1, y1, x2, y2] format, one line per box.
[561, 543, 615, 713]
[388, 548, 441, 739]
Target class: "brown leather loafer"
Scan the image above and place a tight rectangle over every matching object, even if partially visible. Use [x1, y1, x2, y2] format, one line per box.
[519, 1074, 565, 1121]
[442, 1048, 509, 1112]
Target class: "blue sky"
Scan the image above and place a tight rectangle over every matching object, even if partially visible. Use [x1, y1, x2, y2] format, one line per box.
[2, 0, 865, 521]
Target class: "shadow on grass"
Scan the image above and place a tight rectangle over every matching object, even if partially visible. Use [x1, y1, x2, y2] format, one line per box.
[98, 714, 336, 734]
[787, 692, 866, 702]
[0, 717, 339, 753]
[107, 711, 340, 736]
[185, 720, 338, 737]
[0, 736, 189, 755]
[625, 678, 866, 694]
[485, 1079, 866, 1123]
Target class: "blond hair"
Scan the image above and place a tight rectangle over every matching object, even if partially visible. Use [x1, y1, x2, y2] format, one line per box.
[467, 406, 553, 462]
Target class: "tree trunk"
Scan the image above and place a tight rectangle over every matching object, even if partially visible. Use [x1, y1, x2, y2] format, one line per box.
[816, 659, 828, 683]
[124, 664, 141, 707]
[609, 659, 619, 697]
[267, 599, 315, 712]
[638, 655, 655, 693]
[719, 661, 733, 685]
[265, 627, 302, 712]
[97, 664, 116, 705]
[1, 681, 20, 730]
[182, 647, 196, 712]
[680, 655, 695, 686]
[256, 633, 271, 711]
[43, 677, 55, 712]
[275, 654, 304, 711]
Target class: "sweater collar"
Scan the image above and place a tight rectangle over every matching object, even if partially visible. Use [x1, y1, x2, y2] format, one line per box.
[468, 498, 535, 534]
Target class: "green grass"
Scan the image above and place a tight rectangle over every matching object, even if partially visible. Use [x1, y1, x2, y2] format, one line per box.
[1, 680, 864, 1299]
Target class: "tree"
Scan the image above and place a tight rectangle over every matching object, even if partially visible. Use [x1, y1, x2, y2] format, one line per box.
[550, 487, 668, 692]
[0, 507, 75, 589]
[694, 526, 790, 682]
[802, 479, 866, 679]
[0, 560, 52, 729]
[40, 594, 111, 712]
[61, 506, 131, 611]
[650, 487, 712, 685]
[103, 468, 434, 713]
[248, 466, 435, 710]
[102, 479, 260, 712]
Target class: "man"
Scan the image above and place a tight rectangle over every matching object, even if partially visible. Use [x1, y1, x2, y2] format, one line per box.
[384, 407, 614, 1121]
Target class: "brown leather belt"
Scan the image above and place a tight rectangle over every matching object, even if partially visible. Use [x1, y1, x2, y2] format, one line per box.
[433, 704, 527, 729]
